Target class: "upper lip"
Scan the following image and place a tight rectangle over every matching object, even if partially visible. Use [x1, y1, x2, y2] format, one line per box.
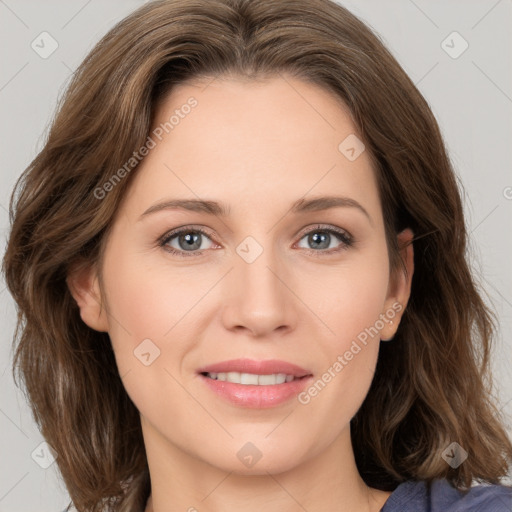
[197, 358, 312, 377]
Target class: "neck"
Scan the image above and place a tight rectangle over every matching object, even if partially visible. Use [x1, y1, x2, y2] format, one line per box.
[141, 421, 391, 512]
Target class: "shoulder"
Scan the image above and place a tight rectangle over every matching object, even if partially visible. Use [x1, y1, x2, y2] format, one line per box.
[382, 478, 512, 512]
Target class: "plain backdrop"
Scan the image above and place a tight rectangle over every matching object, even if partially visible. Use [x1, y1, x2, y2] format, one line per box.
[0, 1, 511, 510]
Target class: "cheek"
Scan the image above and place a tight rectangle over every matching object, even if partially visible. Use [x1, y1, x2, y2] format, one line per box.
[300, 249, 389, 408]
[98, 247, 190, 387]
[312, 250, 390, 343]
[99, 242, 215, 400]
[100, 254, 190, 423]
[103, 250, 197, 341]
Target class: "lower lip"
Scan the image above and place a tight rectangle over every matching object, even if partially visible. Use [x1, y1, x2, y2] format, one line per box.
[199, 374, 313, 408]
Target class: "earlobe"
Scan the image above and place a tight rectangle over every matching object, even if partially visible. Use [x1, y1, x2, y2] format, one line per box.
[66, 261, 109, 332]
[381, 228, 415, 341]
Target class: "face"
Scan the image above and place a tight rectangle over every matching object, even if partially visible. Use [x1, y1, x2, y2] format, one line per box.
[70, 74, 413, 476]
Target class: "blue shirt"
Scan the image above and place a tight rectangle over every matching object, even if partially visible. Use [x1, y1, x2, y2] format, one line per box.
[382, 478, 512, 511]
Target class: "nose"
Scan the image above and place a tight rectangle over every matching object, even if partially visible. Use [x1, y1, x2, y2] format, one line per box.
[221, 247, 298, 338]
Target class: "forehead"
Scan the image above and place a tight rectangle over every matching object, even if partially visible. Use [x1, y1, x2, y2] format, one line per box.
[120, 74, 382, 224]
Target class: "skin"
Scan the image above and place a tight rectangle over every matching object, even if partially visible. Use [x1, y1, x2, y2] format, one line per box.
[68, 74, 414, 512]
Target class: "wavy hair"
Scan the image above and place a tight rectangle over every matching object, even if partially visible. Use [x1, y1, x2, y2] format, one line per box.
[2, 0, 511, 510]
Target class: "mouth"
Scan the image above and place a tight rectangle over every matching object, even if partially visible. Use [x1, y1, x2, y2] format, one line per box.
[200, 371, 309, 385]
[196, 359, 313, 408]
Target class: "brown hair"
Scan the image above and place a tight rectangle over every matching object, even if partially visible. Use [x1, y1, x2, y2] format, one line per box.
[2, 0, 511, 510]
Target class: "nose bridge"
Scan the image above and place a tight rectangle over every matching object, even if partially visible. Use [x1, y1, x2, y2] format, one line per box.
[237, 235, 286, 308]
[222, 234, 295, 335]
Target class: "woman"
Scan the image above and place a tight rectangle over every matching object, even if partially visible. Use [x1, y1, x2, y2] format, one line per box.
[2, 0, 511, 511]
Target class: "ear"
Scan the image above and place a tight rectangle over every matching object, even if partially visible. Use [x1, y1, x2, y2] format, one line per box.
[66, 260, 109, 332]
[380, 228, 414, 341]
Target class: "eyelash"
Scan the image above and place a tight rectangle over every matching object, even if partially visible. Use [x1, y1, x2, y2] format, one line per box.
[157, 224, 354, 258]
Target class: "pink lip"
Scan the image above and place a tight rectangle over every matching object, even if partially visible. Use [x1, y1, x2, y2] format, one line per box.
[197, 358, 311, 377]
[197, 358, 313, 409]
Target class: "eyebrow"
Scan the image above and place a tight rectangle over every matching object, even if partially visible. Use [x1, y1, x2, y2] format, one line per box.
[139, 195, 372, 224]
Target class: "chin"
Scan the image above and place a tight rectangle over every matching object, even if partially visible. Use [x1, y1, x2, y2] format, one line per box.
[201, 436, 311, 476]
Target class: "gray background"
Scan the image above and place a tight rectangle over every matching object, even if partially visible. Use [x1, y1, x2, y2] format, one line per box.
[1, 1, 511, 510]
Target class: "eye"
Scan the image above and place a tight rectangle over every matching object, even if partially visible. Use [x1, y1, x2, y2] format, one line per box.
[295, 225, 353, 254]
[158, 224, 354, 258]
[158, 227, 216, 257]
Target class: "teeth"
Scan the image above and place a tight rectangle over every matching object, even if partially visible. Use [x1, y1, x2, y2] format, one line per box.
[240, 373, 259, 385]
[205, 372, 298, 385]
[258, 374, 278, 385]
